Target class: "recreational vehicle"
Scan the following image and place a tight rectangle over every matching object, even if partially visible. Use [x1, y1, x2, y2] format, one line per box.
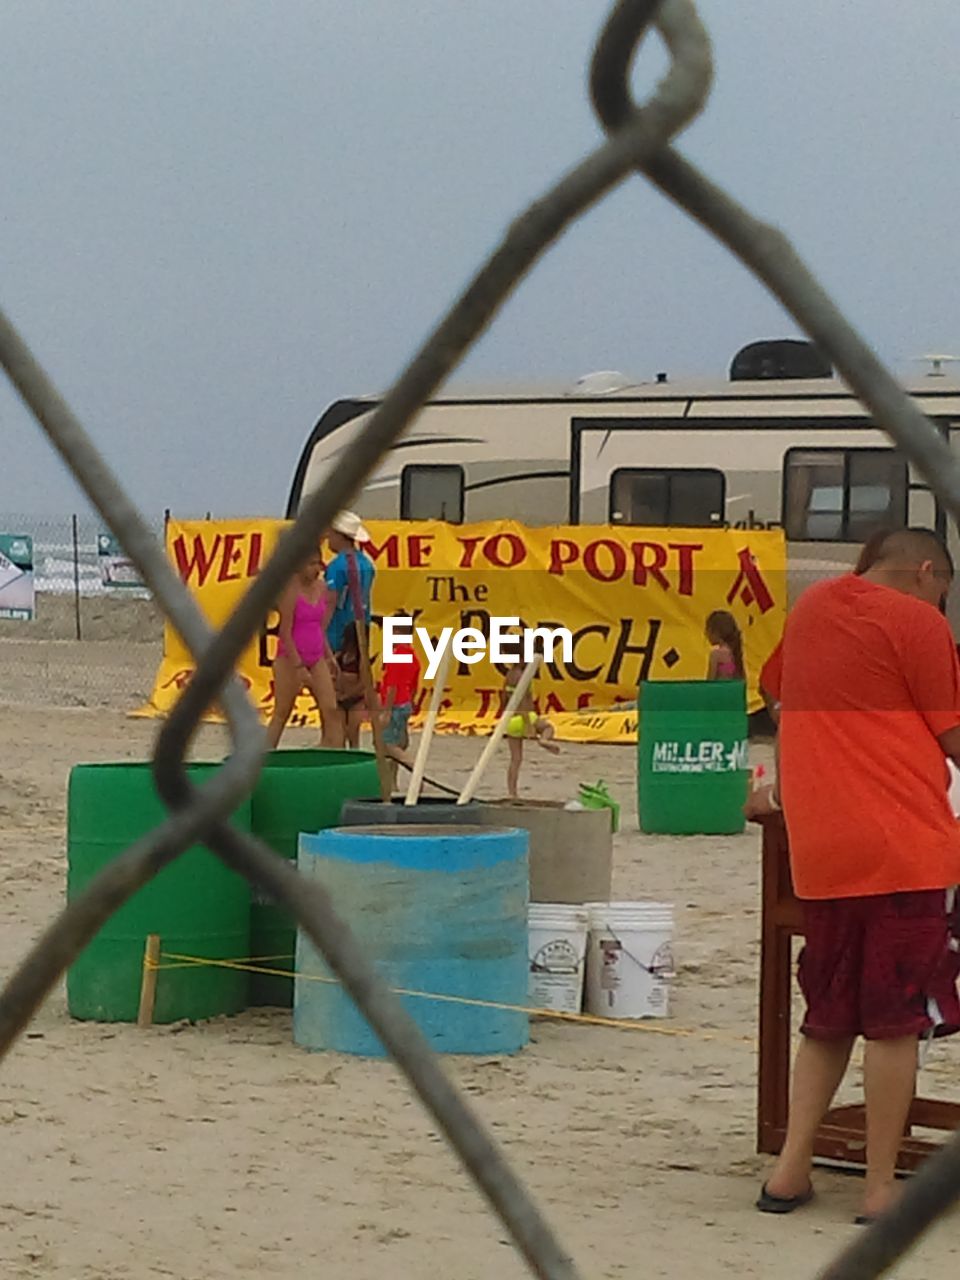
[288, 340, 960, 615]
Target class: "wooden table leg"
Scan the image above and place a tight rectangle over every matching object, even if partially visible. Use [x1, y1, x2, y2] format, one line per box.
[758, 920, 793, 1154]
[755, 814, 960, 1171]
[757, 815, 796, 1156]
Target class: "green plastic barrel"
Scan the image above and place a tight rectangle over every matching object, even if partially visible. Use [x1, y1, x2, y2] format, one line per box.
[638, 680, 749, 835]
[67, 762, 252, 1023]
[250, 749, 381, 1006]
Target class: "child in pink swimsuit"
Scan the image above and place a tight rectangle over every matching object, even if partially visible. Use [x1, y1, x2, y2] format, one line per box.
[266, 547, 339, 748]
[705, 610, 745, 681]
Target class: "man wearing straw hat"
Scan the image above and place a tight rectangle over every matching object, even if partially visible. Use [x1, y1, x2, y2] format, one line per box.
[748, 528, 960, 1223]
[325, 511, 376, 747]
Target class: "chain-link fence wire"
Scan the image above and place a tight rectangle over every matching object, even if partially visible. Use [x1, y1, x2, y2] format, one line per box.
[0, 2, 958, 1277]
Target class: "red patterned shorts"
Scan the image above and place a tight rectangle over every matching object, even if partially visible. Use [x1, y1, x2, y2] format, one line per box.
[799, 889, 960, 1041]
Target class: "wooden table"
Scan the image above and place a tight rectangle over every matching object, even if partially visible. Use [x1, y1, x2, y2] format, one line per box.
[757, 813, 960, 1171]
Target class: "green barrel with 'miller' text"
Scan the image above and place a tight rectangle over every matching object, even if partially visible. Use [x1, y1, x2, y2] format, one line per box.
[638, 680, 749, 835]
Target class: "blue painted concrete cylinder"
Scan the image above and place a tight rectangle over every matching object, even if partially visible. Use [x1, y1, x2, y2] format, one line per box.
[294, 824, 530, 1057]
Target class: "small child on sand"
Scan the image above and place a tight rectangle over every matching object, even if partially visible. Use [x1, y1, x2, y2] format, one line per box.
[503, 659, 559, 799]
[705, 609, 745, 681]
[380, 620, 421, 792]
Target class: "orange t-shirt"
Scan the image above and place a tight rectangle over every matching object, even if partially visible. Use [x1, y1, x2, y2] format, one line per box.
[767, 575, 960, 900]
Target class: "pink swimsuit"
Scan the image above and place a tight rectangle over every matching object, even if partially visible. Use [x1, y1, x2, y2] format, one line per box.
[713, 646, 738, 678]
[278, 594, 328, 667]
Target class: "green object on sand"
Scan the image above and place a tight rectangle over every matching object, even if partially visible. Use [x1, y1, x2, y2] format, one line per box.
[67, 762, 252, 1023]
[638, 679, 749, 835]
[578, 780, 620, 832]
[250, 748, 381, 1007]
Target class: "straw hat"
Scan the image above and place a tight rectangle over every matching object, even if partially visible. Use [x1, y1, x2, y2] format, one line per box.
[331, 510, 370, 543]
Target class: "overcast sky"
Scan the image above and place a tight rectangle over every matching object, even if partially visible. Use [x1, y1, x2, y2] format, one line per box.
[1, 1, 957, 519]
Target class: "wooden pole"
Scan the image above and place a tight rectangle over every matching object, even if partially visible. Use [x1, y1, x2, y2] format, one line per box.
[137, 934, 161, 1027]
[457, 657, 539, 805]
[405, 641, 453, 806]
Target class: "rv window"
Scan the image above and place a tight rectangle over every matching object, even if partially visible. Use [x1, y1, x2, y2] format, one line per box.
[400, 465, 465, 522]
[783, 448, 907, 541]
[609, 468, 725, 527]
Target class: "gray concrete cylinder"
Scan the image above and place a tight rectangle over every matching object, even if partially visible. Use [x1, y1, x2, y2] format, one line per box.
[469, 799, 613, 905]
[339, 798, 479, 826]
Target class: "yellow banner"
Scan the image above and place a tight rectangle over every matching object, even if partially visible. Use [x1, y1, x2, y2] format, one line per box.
[142, 518, 786, 741]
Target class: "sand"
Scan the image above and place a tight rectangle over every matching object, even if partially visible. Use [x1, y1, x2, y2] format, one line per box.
[2, 642, 960, 1279]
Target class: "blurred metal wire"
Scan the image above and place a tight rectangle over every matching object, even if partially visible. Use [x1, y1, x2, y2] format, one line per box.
[1, 0, 959, 1276]
[0, 3, 711, 1277]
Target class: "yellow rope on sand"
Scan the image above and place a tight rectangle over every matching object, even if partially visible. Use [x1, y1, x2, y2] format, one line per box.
[147, 950, 756, 1047]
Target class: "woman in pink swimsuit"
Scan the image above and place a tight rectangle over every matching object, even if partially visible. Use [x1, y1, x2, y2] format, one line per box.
[266, 547, 339, 748]
[705, 609, 746, 681]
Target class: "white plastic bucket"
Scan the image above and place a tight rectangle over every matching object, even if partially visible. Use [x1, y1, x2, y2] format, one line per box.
[527, 903, 590, 1014]
[585, 901, 674, 1019]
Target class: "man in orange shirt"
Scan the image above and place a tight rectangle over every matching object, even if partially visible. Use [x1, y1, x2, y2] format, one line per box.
[750, 528, 960, 1222]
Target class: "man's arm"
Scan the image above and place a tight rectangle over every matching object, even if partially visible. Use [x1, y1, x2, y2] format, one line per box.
[904, 612, 960, 747]
[324, 558, 345, 641]
[759, 640, 783, 727]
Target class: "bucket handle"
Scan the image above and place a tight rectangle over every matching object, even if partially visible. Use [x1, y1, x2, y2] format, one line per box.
[596, 919, 675, 979]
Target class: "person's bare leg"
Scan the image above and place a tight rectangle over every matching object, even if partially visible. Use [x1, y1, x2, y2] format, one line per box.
[306, 664, 339, 747]
[323, 689, 347, 747]
[535, 720, 560, 755]
[266, 659, 301, 750]
[326, 706, 347, 748]
[861, 1036, 917, 1219]
[346, 703, 364, 749]
[764, 1036, 855, 1199]
[386, 757, 399, 793]
[507, 738, 522, 798]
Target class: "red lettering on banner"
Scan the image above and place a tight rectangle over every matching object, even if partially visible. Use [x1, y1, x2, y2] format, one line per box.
[548, 538, 579, 575]
[457, 536, 484, 568]
[726, 547, 775, 613]
[630, 541, 670, 591]
[583, 539, 627, 583]
[547, 536, 687, 592]
[366, 534, 400, 568]
[217, 532, 245, 582]
[476, 688, 498, 717]
[160, 667, 251, 694]
[483, 533, 526, 568]
[409, 535, 434, 568]
[247, 532, 263, 577]
[172, 531, 268, 586]
[161, 668, 194, 691]
[668, 542, 702, 597]
[172, 534, 221, 586]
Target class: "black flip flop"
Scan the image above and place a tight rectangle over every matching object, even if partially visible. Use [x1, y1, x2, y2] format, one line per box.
[853, 1215, 877, 1226]
[756, 1183, 815, 1215]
